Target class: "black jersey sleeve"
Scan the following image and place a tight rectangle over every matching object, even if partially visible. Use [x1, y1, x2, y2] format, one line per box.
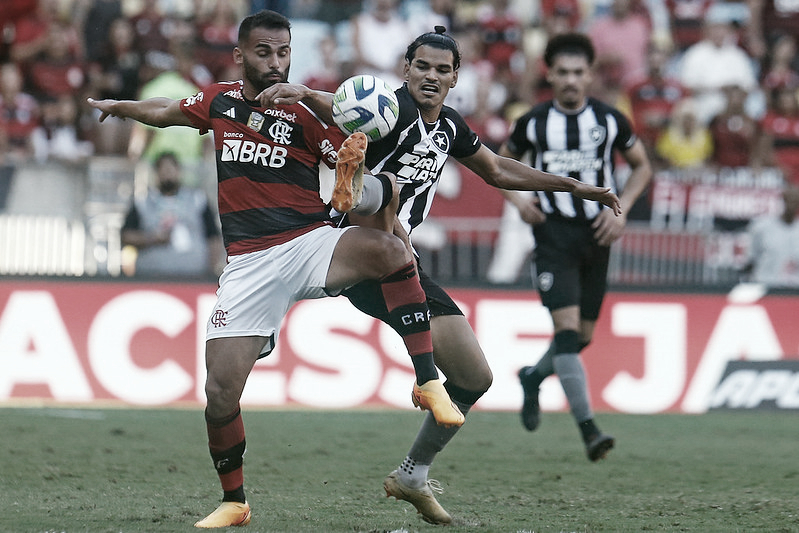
[444, 106, 481, 159]
[505, 109, 535, 157]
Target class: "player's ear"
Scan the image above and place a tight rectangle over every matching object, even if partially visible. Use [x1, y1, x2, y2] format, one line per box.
[450, 70, 458, 88]
[403, 60, 410, 80]
[233, 47, 243, 65]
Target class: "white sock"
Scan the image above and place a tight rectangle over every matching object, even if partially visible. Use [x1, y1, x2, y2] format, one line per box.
[398, 456, 430, 489]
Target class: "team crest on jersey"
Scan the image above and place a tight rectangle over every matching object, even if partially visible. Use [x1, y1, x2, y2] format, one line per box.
[589, 125, 606, 145]
[268, 120, 293, 144]
[247, 112, 265, 132]
[431, 131, 450, 153]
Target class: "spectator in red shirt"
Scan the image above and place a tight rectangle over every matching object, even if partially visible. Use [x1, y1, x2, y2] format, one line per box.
[709, 83, 760, 168]
[758, 82, 799, 186]
[0, 61, 39, 161]
[9, 0, 83, 68]
[0, 61, 39, 210]
[627, 41, 686, 156]
[587, 0, 651, 87]
[25, 19, 87, 101]
[196, 1, 243, 81]
[476, 0, 524, 84]
[761, 34, 799, 104]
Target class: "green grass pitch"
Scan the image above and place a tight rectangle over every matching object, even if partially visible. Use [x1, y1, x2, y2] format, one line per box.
[1, 407, 797, 532]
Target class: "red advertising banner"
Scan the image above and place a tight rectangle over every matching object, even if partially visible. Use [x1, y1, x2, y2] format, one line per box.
[1, 280, 798, 413]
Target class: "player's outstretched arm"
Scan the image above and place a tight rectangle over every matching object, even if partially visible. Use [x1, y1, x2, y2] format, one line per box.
[86, 97, 193, 128]
[460, 145, 622, 215]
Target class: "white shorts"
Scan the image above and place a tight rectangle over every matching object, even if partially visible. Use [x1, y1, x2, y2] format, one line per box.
[206, 225, 350, 354]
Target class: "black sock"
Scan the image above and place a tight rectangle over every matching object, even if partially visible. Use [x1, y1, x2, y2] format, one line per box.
[578, 418, 600, 443]
[526, 367, 548, 389]
[222, 485, 246, 503]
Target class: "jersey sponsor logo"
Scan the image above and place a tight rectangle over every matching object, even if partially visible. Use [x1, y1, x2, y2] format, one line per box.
[223, 89, 242, 99]
[224, 131, 244, 138]
[183, 91, 204, 107]
[542, 150, 603, 174]
[221, 140, 288, 167]
[709, 360, 799, 411]
[320, 139, 338, 164]
[396, 152, 439, 182]
[267, 120, 293, 144]
[263, 107, 298, 122]
[247, 112, 265, 132]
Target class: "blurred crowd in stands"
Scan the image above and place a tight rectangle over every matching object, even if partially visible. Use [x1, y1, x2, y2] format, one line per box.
[0, 0, 797, 283]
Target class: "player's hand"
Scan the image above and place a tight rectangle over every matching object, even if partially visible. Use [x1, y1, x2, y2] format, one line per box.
[517, 196, 546, 226]
[573, 182, 622, 215]
[256, 83, 310, 107]
[592, 207, 627, 246]
[87, 97, 120, 122]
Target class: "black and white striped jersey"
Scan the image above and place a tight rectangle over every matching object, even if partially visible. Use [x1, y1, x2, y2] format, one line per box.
[365, 84, 481, 235]
[505, 97, 636, 222]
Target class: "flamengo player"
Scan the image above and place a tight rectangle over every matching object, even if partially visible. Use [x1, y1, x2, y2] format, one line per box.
[88, 10, 464, 528]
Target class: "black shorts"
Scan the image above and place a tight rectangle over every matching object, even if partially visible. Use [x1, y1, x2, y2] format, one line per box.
[532, 216, 610, 320]
[342, 263, 463, 323]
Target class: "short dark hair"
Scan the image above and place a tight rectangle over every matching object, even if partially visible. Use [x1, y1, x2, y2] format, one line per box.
[238, 9, 291, 44]
[544, 32, 595, 67]
[405, 26, 461, 70]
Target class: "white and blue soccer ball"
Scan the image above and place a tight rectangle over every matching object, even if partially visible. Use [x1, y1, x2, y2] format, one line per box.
[332, 75, 399, 141]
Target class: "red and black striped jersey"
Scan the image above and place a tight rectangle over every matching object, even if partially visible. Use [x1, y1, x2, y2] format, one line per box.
[180, 80, 346, 255]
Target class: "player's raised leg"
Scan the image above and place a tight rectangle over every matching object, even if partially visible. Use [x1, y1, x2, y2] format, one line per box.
[326, 228, 464, 427]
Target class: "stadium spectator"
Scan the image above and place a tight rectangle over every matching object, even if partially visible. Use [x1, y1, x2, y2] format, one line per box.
[349, 0, 413, 80]
[9, 0, 84, 68]
[664, 0, 715, 52]
[678, 8, 759, 124]
[196, 0, 245, 81]
[586, 0, 651, 87]
[0, 0, 37, 61]
[708, 83, 760, 168]
[86, 17, 142, 155]
[475, 0, 525, 83]
[539, 0, 582, 32]
[31, 93, 93, 164]
[760, 34, 799, 100]
[301, 32, 345, 94]
[128, 0, 171, 59]
[747, 0, 799, 62]
[120, 151, 222, 279]
[655, 97, 713, 169]
[88, 10, 466, 527]
[0, 61, 39, 210]
[127, 33, 212, 188]
[502, 33, 651, 462]
[0, 61, 38, 162]
[757, 82, 799, 186]
[627, 40, 687, 156]
[75, 0, 123, 64]
[406, 0, 459, 36]
[24, 19, 88, 103]
[742, 184, 799, 287]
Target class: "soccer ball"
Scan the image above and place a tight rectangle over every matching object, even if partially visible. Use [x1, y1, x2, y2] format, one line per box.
[332, 75, 400, 141]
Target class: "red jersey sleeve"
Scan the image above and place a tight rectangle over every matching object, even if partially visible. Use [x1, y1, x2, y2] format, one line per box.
[179, 85, 217, 134]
